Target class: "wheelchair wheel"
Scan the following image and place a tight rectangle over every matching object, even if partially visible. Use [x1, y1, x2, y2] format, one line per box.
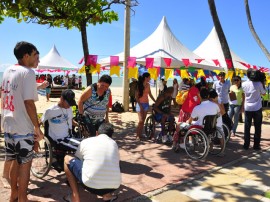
[31, 137, 52, 179]
[222, 123, 231, 144]
[208, 127, 226, 156]
[184, 128, 209, 160]
[145, 115, 154, 139]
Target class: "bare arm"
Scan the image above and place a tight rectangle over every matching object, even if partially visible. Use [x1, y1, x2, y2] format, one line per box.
[24, 100, 44, 141]
[148, 84, 156, 102]
[153, 96, 165, 114]
[77, 86, 92, 115]
[105, 91, 111, 122]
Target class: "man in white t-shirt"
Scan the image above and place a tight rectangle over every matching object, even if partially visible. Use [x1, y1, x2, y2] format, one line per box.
[64, 123, 121, 202]
[188, 88, 225, 155]
[1, 41, 44, 202]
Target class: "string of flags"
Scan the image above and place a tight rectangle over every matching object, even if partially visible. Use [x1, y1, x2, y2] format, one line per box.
[77, 55, 270, 85]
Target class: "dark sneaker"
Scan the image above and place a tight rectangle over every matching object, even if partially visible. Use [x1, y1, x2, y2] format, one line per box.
[253, 146, 261, 151]
[243, 145, 249, 150]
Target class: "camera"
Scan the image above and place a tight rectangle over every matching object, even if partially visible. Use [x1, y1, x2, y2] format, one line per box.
[247, 69, 266, 82]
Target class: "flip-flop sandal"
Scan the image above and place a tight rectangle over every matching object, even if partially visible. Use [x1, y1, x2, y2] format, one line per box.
[104, 195, 118, 202]
[63, 193, 72, 202]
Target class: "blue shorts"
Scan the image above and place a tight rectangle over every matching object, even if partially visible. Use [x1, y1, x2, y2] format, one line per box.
[46, 88, 51, 94]
[68, 158, 117, 196]
[136, 103, 149, 112]
[155, 113, 175, 122]
[4, 133, 34, 164]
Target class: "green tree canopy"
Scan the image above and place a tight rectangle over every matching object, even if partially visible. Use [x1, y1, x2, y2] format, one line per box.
[1, 0, 138, 85]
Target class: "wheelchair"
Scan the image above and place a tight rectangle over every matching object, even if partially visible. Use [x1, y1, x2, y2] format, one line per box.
[144, 104, 176, 143]
[178, 115, 226, 160]
[31, 121, 79, 179]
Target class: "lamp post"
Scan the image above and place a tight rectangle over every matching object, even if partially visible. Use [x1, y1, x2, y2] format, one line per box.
[122, 0, 131, 112]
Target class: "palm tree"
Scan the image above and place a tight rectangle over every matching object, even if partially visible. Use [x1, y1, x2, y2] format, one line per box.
[245, 0, 270, 61]
[208, 0, 235, 73]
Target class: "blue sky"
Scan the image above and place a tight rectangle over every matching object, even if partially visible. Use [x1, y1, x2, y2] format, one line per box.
[0, 0, 269, 72]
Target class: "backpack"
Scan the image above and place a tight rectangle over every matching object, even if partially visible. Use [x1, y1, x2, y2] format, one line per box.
[176, 90, 189, 105]
[112, 101, 124, 113]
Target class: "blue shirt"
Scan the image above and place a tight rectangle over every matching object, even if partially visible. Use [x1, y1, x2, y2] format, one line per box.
[242, 79, 266, 111]
[213, 80, 230, 104]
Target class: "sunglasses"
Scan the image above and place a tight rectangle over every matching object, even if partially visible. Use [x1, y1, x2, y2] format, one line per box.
[234, 79, 240, 81]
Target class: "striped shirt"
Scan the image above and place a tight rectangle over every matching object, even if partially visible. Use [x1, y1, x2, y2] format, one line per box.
[75, 134, 121, 189]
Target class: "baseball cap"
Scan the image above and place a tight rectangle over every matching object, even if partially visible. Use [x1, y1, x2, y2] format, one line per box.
[61, 89, 76, 106]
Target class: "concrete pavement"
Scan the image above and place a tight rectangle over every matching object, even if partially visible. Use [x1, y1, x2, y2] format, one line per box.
[1, 110, 270, 201]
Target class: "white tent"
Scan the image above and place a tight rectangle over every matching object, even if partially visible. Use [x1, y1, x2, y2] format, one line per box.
[38, 45, 78, 70]
[99, 16, 218, 71]
[194, 27, 249, 71]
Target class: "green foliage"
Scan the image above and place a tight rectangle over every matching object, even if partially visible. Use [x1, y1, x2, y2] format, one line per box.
[1, 0, 119, 30]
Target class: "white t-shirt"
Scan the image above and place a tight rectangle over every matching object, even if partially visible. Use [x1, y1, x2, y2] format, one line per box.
[75, 134, 121, 189]
[41, 104, 73, 141]
[1, 65, 38, 134]
[191, 100, 221, 127]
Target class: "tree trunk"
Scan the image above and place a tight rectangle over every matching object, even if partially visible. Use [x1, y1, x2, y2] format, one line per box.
[245, 0, 270, 61]
[208, 0, 235, 74]
[80, 21, 92, 86]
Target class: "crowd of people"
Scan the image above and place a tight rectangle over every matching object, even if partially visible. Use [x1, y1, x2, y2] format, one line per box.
[1, 41, 267, 202]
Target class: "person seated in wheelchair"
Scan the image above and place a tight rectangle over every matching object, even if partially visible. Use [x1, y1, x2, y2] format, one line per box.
[187, 88, 225, 153]
[153, 87, 175, 143]
[173, 88, 225, 153]
[40, 89, 80, 171]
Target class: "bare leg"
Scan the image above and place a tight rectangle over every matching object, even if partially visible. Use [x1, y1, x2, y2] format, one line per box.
[9, 160, 19, 202]
[64, 155, 80, 202]
[17, 160, 32, 202]
[2, 160, 12, 189]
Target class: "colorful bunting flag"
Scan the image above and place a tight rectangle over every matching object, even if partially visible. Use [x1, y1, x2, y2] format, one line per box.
[148, 67, 158, 80]
[110, 56, 119, 67]
[78, 65, 86, 74]
[195, 59, 204, 64]
[163, 58, 172, 67]
[182, 58, 192, 67]
[225, 59, 233, 69]
[128, 57, 136, 68]
[197, 69, 205, 78]
[165, 69, 174, 80]
[145, 58, 154, 68]
[128, 67, 138, 79]
[180, 69, 189, 79]
[212, 59, 221, 67]
[110, 66, 121, 77]
[86, 55, 98, 66]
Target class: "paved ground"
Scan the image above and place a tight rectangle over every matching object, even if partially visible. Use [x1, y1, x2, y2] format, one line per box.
[1, 110, 270, 202]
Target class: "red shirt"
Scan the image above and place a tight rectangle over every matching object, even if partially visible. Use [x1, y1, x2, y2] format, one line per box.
[181, 86, 201, 113]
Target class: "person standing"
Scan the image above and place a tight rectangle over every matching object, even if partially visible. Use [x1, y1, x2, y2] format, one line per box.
[228, 76, 245, 136]
[63, 123, 121, 202]
[1, 41, 44, 202]
[45, 74, 53, 102]
[129, 78, 138, 112]
[77, 74, 112, 137]
[135, 72, 156, 140]
[213, 72, 230, 112]
[242, 69, 266, 150]
[172, 78, 179, 107]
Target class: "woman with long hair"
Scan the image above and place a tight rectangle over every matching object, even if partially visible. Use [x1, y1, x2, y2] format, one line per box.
[228, 76, 245, 136]
[135, 72, 156, 140]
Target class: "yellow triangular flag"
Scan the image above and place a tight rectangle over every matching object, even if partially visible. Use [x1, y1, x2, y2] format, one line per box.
[148, 68, 158, 80]
[78, 65, 86, 74]
[180, 69, 189, 79]
[128, 67, 138, 79]
[197, 69, 205, 78]
[213, 70, 221, 75]
[90, 64, 101, 74]
[165, 69, 174, 80]
[226, 71, 234, 80]
[110, 66, 121, 77]
[235, 68, 239, 76]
